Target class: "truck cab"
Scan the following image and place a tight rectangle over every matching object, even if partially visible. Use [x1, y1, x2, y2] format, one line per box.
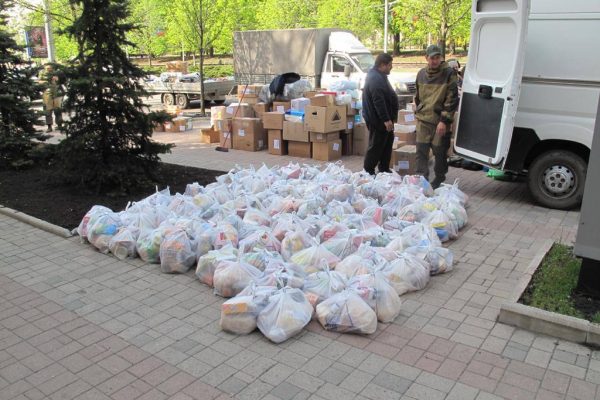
[320, 31, 416, 107]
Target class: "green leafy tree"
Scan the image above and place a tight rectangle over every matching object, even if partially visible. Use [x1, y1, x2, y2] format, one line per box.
[392, 0, 470, 57]
[171, 0, 229, 115]
[128, 0, 169, 64]
[317, 0, 380, 43]
[256, 0, 318, 29]
[0, 0, 47, 169]
[56, 0, 172, 193]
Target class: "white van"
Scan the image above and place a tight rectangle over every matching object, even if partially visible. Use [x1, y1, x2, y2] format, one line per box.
[454, 0, 600, 209]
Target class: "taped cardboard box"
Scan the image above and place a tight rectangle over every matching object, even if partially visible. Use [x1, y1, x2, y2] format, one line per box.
[173, 117, 193, 132]
[164, 121, 178, 133]
[201, 128, 220, 144]
[353, 122, 369, 156]
[262, 112, 285, 130]
[268, 130, 287, 155]
[304, 105, 347, 133]
[313, 139, 342, 161]
[392, 137, 408, 150]
[211, 106, 227, 121]
[397, 110, 416, 125]
[391, 145, 417, 175]
[232, 118, 266, 152]
[153, 122, 165, 132]
[219, 130, 234, 149]
[237, 84, 263, 98]
[394, 131, 416, 145]
[226, 103, 254, 119]
[345, 120, 354, 134]
[272, 101, 291, 113]
[309, 131, 340, 143]
[253, 103, 269, 119]
[283, 120, 309, 142]
[288, 141, 312, 158]
[310, 94, 335, 107]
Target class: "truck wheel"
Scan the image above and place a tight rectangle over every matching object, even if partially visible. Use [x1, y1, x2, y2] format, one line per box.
[162, 93, 175, 106]
[527, 150, 586, 210]
[176, 94, 189, 109]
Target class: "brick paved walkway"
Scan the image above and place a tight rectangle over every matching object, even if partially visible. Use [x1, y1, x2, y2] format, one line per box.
[0, 123, 591, 399]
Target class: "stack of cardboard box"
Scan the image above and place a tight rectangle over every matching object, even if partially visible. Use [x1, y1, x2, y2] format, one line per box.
[237, 84, 263, 105]
[391, 103, 418, 174]
[304, 94, 346, 161]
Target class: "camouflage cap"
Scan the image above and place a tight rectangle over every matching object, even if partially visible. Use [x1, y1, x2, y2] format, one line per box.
[426, 45, 442, 57]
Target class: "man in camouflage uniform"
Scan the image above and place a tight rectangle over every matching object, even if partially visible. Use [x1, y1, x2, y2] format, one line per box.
[39, 64, 64, 132]
[414, 45, 459, 189]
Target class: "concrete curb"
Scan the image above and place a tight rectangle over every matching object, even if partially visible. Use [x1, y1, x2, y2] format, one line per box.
[0, 205, 73, 238]
[498, 239, 600, 347]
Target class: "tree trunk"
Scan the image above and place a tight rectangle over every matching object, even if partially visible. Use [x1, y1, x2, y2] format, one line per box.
[209, 47, 214, 57]
[148, 54, 152, 66]
[392, 33, 401, 56]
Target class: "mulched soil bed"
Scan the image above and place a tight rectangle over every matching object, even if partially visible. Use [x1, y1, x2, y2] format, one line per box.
[0, 162, 225, 230]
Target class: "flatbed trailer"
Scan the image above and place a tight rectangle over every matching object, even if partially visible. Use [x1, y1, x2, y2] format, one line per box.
[141, 78, 236, 108]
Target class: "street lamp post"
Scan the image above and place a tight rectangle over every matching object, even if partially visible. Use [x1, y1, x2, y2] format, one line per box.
[43, 0, 56, 62]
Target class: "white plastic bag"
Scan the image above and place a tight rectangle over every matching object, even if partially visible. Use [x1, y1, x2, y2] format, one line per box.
[348, 272, 402, 322]
[316, 290, 377, 334]
[87, 213, 122, 254]
[257, 287, 313, 343]
[108, 226, 140, 260]
[195, 244, 238, 286]
[160, 229, 196, 273]
[76, 205, 112, 240]
[381, 253, 431, 294]
[220, 284, 277, 334]
[213, 260, 262, 297]
[406, 245, 454, 275]
[290, 244, 341, 274]
[303, 265, 347, 306]
[335, 254, 375, 279]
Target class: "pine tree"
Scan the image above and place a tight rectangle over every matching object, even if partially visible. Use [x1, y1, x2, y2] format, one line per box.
[57, 0, 172, 193]
[0, 0, 47, 169]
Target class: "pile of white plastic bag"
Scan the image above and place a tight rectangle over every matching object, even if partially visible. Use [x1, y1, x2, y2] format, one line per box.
[76, 162, 468, 343]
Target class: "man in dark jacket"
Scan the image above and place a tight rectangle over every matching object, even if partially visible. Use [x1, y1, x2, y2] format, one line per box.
[362, 53, 399, 175]
[415, 45, 459, 189]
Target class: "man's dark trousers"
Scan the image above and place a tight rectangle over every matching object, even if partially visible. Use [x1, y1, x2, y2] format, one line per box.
[363, 126, 394, 175]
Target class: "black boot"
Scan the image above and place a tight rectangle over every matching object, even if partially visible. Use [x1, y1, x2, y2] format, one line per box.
[46, 124, 53, 133]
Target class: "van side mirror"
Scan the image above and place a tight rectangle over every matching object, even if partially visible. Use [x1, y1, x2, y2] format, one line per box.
[344, 64, 353, 77]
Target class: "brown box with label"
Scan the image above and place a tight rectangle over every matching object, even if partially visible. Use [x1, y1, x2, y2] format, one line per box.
[352, 122, 369, 156]
[226, 103, 254, 119]
[392, 138, 408, 150]
[219, 130, 234, 149]
[310, 94, 335, 107]
[214, 119, 232, 133]
[237, 84, 263, 98]
[304, 105, 347, 133]
[268, 130, 287, 155]
[272, 101, 291, 113]
[309, 131, 340, 143]
[288, 141, 312, 158]
[312, 139, 342, 161]
[394, 130, 417, 145]
[201, 128, 220, 144]
[391, 145, 418, 175]
[283, 120, 309, 142]
[262, 112, 285, 130]
[163, 121, 178, 133]
[232, 118, 266, 151]
[397, 110, 416, 125]
[153, 122, 165, 132]
[173, 117, 193, 132]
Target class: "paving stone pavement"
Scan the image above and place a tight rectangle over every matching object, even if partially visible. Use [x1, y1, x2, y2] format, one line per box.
[0, 125, 591, 399]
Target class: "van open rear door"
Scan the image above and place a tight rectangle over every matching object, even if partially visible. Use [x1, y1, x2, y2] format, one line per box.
[454, 0, 530, 166]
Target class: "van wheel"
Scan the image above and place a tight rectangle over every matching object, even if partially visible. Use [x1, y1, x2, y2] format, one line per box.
[527, 150, 586, 210]
[176, 94, 189, 109]
[162, 93, 175, 106]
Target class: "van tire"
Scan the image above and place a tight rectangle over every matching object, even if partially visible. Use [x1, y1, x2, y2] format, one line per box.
[176, 94, 189, 109]
[527, 150, 586, 210]
[162, 93, 175, 106]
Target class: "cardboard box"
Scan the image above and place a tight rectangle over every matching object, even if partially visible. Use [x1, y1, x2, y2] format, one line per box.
[394, 130, 417, 145]
[173, 116, 193, 132]
[272, 101, 291, 113]
[283, 120, 309, 142]
[291, 98, 311, 113]
[310, 94, 335, 107]
[341, 133, 353, 155]
[304, 91, 319, 98]
[346, 103, 358, 116]
[237, 84, 263, 97]
[392, 138, 408, 150]
[166, 61, 188, 73]
[309, 131, 340, 143]
[163, 121, 178, 133]
[211, 106, 227, 122]
[407, 102, 417, 112]
[201, 128, 220, 144]
[262, 112, 285, 130]
[345, 120, 354, 134]
[312, 139, 342, 161]
[391, 145, 418, 175]
[304, 105, 347, 133]
[353, 122, 369, 156]
[219, 130, 233, 149]
[397, 110, 416, 125]
[153, 122, 165, 132]
[253, 103, 269, 119]
[268, 130, 287, 155]
[288, 141, 312, 158]
[226, 103, 254, 119]
[240, 97, 259, 105]
[232, 118, 265, 151]
[214, 119, 232, 133]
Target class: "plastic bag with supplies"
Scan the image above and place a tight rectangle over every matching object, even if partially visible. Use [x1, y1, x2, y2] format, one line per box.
[213, 260, 262, 297]
[316, 289, 377, 334]
[348, 271, 402, 322]
[195, 244, 238, 286]
[220, 283, 277, 334]
[160, 229, 196, 273]
[257, 287, 314, 343]
[380, 252, 430, 295]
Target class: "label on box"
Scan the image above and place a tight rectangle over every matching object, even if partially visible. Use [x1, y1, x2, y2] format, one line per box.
[164, 122, 172, 129]
[351, 101, 357, 108]
[238, 129, 245, 137]
[226, 106, 234, 114]
[397, 161, 410, 170]
[179, 125, 185, 132]
[347, 122, 353, 130]
[405, 114, 415, 122]
[274, 139, 280, 149]
[276, 106, 285, 113]
[258, 140, 264, 148]
[333, 143, 340, 151]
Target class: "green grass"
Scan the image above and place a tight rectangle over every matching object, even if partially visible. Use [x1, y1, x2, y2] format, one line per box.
[521, 243, 584, 319]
